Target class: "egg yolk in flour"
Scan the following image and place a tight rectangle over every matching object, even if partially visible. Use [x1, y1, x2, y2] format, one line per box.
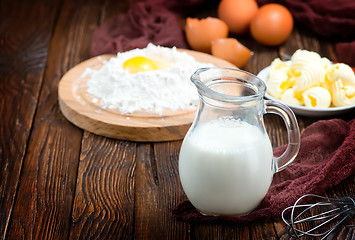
[123, 56, 160, 74]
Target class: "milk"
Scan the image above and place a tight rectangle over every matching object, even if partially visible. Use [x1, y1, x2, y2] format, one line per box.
[179, 119, 274, 215]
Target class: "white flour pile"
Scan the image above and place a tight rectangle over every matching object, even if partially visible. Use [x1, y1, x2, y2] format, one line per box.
[83, 44, 214, 115]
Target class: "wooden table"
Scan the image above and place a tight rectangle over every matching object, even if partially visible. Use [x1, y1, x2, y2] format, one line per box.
[1, 0, 354, 239]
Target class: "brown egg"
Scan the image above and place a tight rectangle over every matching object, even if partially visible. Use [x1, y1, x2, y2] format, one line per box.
[211, 38, 253, 68]
[218, 0, 259, 34]
[185, 17, 229, 53]
[250, 4, 293, 46]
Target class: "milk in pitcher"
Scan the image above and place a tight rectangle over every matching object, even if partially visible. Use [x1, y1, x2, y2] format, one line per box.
[179, 118, 274, 216]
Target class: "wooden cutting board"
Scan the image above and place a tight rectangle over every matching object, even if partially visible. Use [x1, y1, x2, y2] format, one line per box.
[58, 49, 236, 142]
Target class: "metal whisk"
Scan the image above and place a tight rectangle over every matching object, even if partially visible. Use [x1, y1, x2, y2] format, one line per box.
[281, 194, 355, 239]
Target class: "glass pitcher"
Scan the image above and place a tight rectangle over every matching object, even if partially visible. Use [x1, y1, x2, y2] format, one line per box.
[179, 67, 300, 216]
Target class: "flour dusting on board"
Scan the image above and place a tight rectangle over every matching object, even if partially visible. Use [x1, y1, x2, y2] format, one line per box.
[83, 44, 214, 115]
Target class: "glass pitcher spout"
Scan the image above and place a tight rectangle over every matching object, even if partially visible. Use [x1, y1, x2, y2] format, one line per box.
[191, 67, 266, 105]
[190, 67, 269, 129]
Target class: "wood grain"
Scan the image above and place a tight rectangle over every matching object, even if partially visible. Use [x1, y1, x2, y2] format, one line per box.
[192, 223, 252, 239]
[69, 133, 136, 239]
[0, 0, 61, 238]
[68, 1, 136, 239]
[58, 49, 236, 142]
[5, 0, 101, 239]
[134, 141, 190, 239]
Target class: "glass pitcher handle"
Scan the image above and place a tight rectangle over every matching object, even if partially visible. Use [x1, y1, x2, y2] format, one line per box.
[265, 100, 300, 173]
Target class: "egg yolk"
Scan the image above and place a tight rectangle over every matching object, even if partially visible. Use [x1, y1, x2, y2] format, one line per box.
[123, 56, 159, 74]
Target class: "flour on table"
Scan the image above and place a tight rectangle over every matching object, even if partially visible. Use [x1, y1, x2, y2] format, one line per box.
[82, 44, 215, 115]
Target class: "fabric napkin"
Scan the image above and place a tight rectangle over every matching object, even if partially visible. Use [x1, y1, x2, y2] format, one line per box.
[90, 0, 203, 56]
[256, 0, 355, 40]
[90, 0, 355, 68]
[336, 41, 355, 68]
[256, 0, 355, 68]
[172, 118, 355, 223]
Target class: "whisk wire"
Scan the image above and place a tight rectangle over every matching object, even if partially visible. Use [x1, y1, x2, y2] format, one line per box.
[292, 203, 337, 222]
[282, 194, 355, 239]
[296, 206, 348, 224]
[295, 210, 347, 237]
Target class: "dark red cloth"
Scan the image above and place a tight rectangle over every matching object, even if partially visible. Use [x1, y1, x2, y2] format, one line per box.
[172, 119, 355, 223]
[336, 41, 355, 68]
[255, 0, 355, 68]
[256, 0, 355, 40]
[91, 0, 355, 65]
[90, 0, 204, 56]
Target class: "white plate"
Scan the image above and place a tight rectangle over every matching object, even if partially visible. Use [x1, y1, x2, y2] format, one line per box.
[256, 61, 355, 117]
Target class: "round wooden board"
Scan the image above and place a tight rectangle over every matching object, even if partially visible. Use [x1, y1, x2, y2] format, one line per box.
[58, 49, 236, 142]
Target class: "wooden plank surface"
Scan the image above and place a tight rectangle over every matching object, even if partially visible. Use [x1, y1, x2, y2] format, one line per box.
[134, 142, 190, 239]
[69, 133, 136, 239]
[4, 0, 100, 238]
[0, 0, 62, 238]
[68, 0, 135, 239]
[0, 0, 354, 239]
